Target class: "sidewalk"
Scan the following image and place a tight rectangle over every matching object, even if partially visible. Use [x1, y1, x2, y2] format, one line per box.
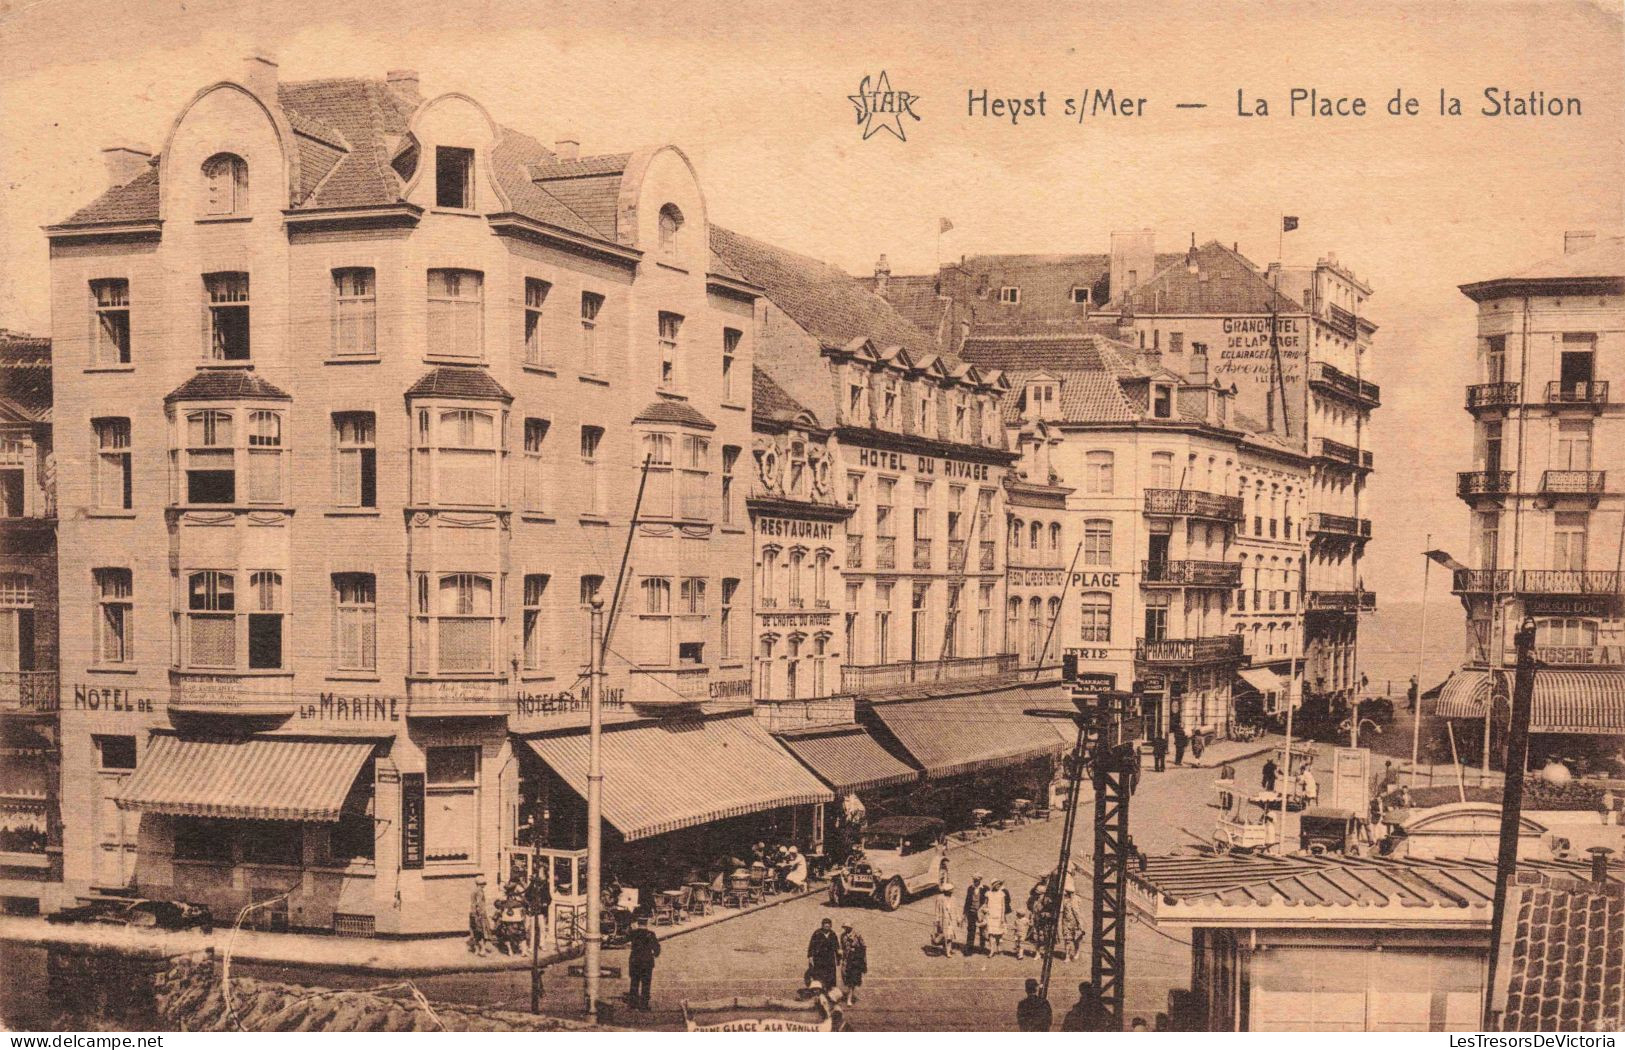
[1187, 732, 1285, 769]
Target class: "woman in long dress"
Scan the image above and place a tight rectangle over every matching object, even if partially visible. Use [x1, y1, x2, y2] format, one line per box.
[982, 879, 1010, 955]
[934, 881, 962, 956]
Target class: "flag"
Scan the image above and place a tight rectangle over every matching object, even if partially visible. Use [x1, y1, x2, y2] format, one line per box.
[939, 217, 954, 234]
[1282, 216, 1299, 233]
[1425, 550, 1467, 573]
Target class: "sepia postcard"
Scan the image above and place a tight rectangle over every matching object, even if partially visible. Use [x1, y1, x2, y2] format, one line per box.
[0, 0, 1621, 1037]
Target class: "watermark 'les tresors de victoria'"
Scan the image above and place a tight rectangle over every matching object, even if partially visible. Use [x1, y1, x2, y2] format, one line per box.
[850, 71, 921, 141]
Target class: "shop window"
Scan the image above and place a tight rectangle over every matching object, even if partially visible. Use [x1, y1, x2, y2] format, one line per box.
[173, 817, 233, 863]
[332, 268, 376, 357]
[333, 413, 376, 508]
[204, 272, 250, 361]
[426, 747, 478, 862]
[95, 569, 133, 665]
[91, 278, 131, 365]
[93, 417, 132, 509]
[435, 147, 474, 209]
[328, 765, 376, 863]
[332, 573, 376, 672]
[242, 821, 303, 866]
[96, 735, 136, 770]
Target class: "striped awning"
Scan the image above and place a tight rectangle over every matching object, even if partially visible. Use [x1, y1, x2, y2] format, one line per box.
[1434, 670, 1625, 734]
[1238, 667, 1286, 694]
[116, 735, 375, 822]
[777, 725, 919, 793]
[864, 687, 1067, 780]
[524, 714, 833, 842]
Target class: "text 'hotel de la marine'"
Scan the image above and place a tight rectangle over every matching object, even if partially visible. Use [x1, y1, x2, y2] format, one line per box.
[2, 57, 1379, 933]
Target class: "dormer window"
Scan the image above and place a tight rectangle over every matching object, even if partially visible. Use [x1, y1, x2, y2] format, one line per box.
[1152, 384, 1174, 419]
[658, 204, 684, 257]
[1025, 382, 1057, 420]
[999, 286, 1021, 304]
[435, 147, 474, 209]
[201, 153, 247, 215]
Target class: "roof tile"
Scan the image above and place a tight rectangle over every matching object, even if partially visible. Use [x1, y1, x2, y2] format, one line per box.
[164, 370, 291, 403]
[631, 399, 716, 430]
[403, 366, 512, 402]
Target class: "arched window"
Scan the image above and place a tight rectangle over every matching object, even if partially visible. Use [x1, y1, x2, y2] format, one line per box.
[1010, 517, 1023, 549]
[1049, 522, 1062, 551]
[1006, 597, 1022, 653]
[1027, 596, 1044, 663]
[658, 204, 684, 256]
[202, 153, 248, 215]
[1029, 521, 1042, 550]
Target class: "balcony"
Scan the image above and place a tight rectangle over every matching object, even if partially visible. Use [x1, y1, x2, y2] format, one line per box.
[1466, 382, 1520, 411]
[1141, 560, 1241, 588]
[1327, 303, 1359, 339]
[979, 540, 996, 572]
[1458, 471, 1515, 499]
[1305, 590, 1377, 613]
[1143, 488, 1244, 524]
[1309, 361, 1380, 406]
[1307, 512, 1372, 539]
[913, 538, 933, 571]
[840, 652, 1019, 692]
[1545, 381, 1609, 408]
[1454, 568, 1622, 595]
[876, 536, 897, 570]
[0, 670, 58, 713]
[1314, 437, 1374, 472]
[947, 539, 967, 571]
[1540, 470, 1606, 500]
[1134, 636, 1244, 666]
[846, 535, 864, 569]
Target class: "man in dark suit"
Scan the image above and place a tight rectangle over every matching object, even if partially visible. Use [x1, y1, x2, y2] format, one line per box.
[626, 914, 661, 1010]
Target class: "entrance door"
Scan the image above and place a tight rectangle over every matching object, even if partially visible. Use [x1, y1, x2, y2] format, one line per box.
[94, 772, 137, 889]
[1141, 695, 1164, 742]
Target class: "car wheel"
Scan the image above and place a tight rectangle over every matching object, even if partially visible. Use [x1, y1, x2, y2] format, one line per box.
[880, 878, 905, 911]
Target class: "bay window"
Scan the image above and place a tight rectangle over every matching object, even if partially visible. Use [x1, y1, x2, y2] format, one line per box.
[173, 407, 286, 506]
[417, 573, 496, 674]
[413, 406, 502, 506]
[427, 269, 484, 359]
[642, 432, 674, 515]
[246, 411, 283, 502]
[247, 571, 284, 669]
[184, 571, 235, 669]
[680, 434, 710, 519]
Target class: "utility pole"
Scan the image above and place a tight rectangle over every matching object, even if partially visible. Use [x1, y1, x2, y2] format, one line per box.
[1482, 618, 1538, 1030]
[584, 598, 605, 1019]
[1410, 537, 1433, 787]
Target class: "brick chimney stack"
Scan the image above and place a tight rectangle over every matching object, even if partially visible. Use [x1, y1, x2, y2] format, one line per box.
[553, 137, 580, 161]
[874, 254, 891, 295]
[101, 143, 153, 189]
[386, 69, 422, 103]
[1564, 230, 1597, 256]
[1590, 847, 1614, 885]
[242, 51, 279, 100]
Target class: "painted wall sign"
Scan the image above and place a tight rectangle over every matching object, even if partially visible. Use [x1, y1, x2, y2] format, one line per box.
[1069, 571, 1123, 589]
[71, 684, 154, 713]
[708, 679, 753, 699]
[1008, 568, 1067, 587]
[757, 517, 836, 540]
[1066, 647, 1111, 661]
[513, 688, 628, 716]
[760, 612, 835, 628]
[854, 446, 993, 481]
[400, 772, 425, 870]
[298, 693, 401, 722]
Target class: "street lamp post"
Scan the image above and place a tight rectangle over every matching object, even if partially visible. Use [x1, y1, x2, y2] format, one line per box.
[584, 598, 605, 1019]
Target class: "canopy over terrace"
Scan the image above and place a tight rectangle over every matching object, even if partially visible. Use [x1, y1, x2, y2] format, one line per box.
[860, 682, 1072, 780]
[1434, 670, 1625, 734]
[115, 734, 376, 821]
[522, 713, 832, 842]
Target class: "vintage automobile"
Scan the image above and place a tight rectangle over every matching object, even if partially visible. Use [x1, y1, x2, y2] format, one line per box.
[828, 815, 947, 910]
[47, 897, 214, 933]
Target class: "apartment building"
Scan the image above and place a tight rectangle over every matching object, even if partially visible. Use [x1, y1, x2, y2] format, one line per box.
[43, 59, 843, 934]
[1441, 232, 1625, 763]
[0, 331, 62, 913]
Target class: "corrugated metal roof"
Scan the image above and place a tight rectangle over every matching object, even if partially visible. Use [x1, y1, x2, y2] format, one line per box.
[777, 725, 919, 793]
[524, 714, 833, 841]
[1433, 670, 1625, 733]
[115, 735, 375, 822]
[864, 687, 1066, 779]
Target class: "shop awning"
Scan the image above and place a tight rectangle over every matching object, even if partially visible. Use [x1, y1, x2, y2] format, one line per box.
[116, 735, 375, 821]
[777, 725, 919, 794]
[524, 714, 833, 842]
[1433, 670, 1625, 734]
[864, 687, 1067, 780]
[1237, 667, 1286, 694]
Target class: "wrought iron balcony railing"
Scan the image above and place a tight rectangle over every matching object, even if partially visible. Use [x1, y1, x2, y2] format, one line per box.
[1309, 361, 1380, 405]
[947, 539, 967, 572]
[913, 538, 933, 571]
[1458, 471, 1515, 498]
[1305, 590, 1377, 612]
[1134, 635, 1244, 665]
[1143, 488, 1244, 524]
[1307, 512, 1372, 538]
[1545, 380, 1609, 407]
[846, 535, 864, 569]
[1315, 438, 1374, 471]
[1466, 382, 1521, 411]
[979, 541, 997, 572]
[875, 536, 897, 570]
[0, 670, 59, 713]
[1141, 560, 1242, 588]
[1541, 470, 1606, 496]
[1454, 567, 1622, 595]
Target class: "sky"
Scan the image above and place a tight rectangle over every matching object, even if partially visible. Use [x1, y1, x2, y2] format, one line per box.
[1, 0, 1621, 605]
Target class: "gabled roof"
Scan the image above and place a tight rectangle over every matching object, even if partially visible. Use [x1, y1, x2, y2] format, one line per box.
[959, 333, 1144, 425]
[0, 331, 51, 422]
[164, 370, 291, 403]
[1495, 873, 1625, 1032]
[860, 273, 954, 339]
[632, 399, 716, 430]
[752, 366, 817, 427]
[403, 366, 512, 402]
[710, 226, 954, 366]
[1115, 241, 1302, 314]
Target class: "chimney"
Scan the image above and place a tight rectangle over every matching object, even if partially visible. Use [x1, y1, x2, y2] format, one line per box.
[1564, 230, 1597, 256]
[1110, 228, 1155, 301]
[242, 51, 279, 100]
[386, 69, 422, 103]
[874, 254, 891, 295]
[553, 137, 580, 162]
[100, 143, 153, 189]
[1589, 846, 1614, 885]
[1190, 341, 1209, 383]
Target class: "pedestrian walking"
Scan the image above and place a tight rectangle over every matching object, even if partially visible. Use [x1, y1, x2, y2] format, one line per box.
[982, 878, 1010, 955]
[1061, 981, 1109, 1032]
[1407, 674, 1419, 712]
[1152, 733, 1168, 772]
[1009, 909, 1033, 958]
[467, 874, 493, 956]
[1171, 720, 1189, 766]
[626, 914, 661, 1011]
[934, 881, 962, 956]
[806, 917, 842, 994]
[839, 923, 867, 1004]
[1262, 757, 1279, 793]
[962, 875, 984, 955]
[1299, 764, 1319, 806]
[524, 868, 551, 950]
[1016, 978, 1052, 1031]
[1060, 888, 1086, 960]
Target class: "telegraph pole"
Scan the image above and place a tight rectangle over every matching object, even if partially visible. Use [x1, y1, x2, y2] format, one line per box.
[584, 598, 605, 1019]
[1482, 618, 1538, 1029]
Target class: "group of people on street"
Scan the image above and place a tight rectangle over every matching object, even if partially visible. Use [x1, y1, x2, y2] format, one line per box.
[1260, 754, 1319, 806]
[466, 872, 552, 957]
[931, 871, 1083, 961]
[1016, 979, 1119, 1031]
[806, 917, 868, 1004]
[1150, 716, 1191, 772]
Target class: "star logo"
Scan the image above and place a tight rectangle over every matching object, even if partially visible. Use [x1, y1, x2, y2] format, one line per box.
[849, 71, 921, 142]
